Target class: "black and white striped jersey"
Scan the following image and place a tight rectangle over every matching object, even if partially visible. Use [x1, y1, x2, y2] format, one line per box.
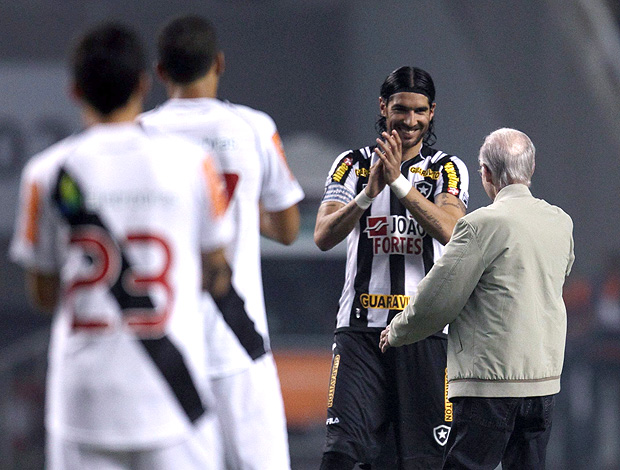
[321, 144, 470, 332]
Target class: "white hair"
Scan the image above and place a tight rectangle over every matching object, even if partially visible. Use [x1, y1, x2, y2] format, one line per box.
[478, 128, 535, 189]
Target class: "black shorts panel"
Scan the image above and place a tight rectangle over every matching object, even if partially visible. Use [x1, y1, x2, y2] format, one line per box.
[323, 331, 450, 465]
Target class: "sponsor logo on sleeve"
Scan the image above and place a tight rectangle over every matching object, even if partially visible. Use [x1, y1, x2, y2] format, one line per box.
[443, 161, 460, 196]
[331, 157, 353, 183]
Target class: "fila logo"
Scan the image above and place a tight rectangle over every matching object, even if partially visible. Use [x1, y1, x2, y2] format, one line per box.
[433, 424, 451, 446]
[326, 417, 340, 425]
[364, 216, 389, 237]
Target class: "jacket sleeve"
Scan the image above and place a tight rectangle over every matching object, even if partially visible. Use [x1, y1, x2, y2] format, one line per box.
[388, 218, 486, 346]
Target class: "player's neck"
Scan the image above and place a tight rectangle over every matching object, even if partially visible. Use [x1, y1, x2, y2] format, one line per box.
[169, 74, 218, 100]
[402, 141, 423, 162]
[82, 97, 142, 126]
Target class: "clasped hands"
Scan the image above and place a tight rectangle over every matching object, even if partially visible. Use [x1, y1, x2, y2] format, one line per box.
[365, 130, 404, 198]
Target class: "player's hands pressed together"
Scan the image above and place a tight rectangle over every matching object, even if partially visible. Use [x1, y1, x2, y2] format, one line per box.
[365, 160, 387, 198]
[379, 325, 391, 353]
[374, 130, 403, 184]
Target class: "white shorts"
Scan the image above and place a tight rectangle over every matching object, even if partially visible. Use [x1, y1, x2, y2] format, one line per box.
[211, 353, 290, 470]
[46, 414, 222, 470]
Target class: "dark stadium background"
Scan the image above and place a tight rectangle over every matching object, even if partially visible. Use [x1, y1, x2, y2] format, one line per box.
[1, 1, 619, 468]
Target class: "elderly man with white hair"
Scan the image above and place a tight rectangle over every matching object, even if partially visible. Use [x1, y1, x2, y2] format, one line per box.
[379, 128, 575, 469]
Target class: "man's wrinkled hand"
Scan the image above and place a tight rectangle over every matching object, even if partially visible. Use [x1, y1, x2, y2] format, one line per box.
[379, 325, 391, 353]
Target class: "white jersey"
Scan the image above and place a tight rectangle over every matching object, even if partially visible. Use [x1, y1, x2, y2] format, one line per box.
[140, 98, 304, 376]
[321, 144, 470, 331]
[10, 123, 231, 448]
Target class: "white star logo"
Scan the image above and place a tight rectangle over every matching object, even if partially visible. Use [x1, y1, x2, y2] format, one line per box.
[433, 424, 451, 446]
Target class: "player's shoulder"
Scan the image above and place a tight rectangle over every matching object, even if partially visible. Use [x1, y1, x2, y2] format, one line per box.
[138, 105, 160, 123]
[326, 147, 374, 181]
[222, 101, 277, 134]
[143, 127, 206, 158]
[138, 100, 184, 127]
[423, 145, 468, 170]
[21, 132, 84, 181]
[142, 99, 251, 135]
[333, 146, 374, 164]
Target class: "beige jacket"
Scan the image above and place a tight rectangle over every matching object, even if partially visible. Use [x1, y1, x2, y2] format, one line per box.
[388, 184, 574, 399]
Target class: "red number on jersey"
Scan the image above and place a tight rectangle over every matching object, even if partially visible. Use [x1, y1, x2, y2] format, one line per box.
[66, 228, 173, 338]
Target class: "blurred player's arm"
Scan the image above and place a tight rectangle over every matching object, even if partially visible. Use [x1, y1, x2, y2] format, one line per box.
[203, 247, 267, 359]
[259, 203, 300, 245]
[314, 161, 386, 251]
[201, 248, 232, 300]
[375, 130, 465, 245]
[25, 270, 60, 314]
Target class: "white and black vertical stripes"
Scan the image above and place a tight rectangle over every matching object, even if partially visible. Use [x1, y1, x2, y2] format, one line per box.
[322, 144, 470, 331]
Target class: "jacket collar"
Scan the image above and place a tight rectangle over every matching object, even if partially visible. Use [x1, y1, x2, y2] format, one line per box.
[494, 184, 532, 203]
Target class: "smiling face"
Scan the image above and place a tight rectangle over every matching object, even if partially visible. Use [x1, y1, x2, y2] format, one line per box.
[379, 91, 435, 159]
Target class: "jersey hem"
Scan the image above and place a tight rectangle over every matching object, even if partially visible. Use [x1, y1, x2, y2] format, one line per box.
[334, 326, 447, 339]
[46, 422, 191, 450]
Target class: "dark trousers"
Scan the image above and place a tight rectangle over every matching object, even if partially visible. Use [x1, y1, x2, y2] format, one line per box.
[443, 395, 555, 470]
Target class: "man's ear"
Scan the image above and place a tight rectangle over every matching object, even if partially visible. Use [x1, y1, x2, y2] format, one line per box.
[379, 97, 387, 117]
[429, 102, 436, 121]
[481, 164, 494, 185]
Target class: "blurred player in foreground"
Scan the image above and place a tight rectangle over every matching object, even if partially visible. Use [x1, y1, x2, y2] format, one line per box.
[380, 128, 574, 469]
[10, 23, 232, 470]
[314, 66, 469, 469]
[140, 15, 304, 470]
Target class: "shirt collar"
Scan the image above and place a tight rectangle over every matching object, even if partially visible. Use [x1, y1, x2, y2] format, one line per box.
[494, 184, 532, 203]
